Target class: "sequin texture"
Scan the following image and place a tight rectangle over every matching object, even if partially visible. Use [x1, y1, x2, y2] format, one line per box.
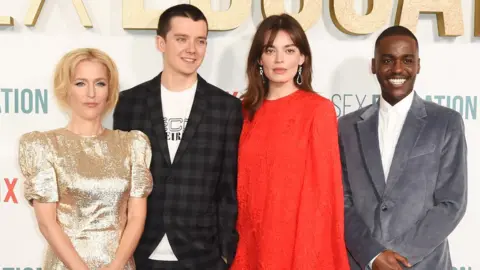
[18, 128, 153, 269]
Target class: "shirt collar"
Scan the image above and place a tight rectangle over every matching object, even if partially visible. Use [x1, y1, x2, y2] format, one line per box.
[379, 90, 415, 117]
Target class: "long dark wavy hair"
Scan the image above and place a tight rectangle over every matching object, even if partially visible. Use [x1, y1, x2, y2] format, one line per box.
[242, 13, 314, 120]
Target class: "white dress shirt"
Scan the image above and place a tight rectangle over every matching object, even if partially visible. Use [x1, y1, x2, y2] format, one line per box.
[367, 91, 415, 269]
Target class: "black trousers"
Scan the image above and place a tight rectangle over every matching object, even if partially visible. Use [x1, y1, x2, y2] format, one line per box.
[148, 260, 184, 270]
[142, 259, 228, 270]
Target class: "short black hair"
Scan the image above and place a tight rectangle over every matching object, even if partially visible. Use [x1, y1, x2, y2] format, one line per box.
[156, 4, 208, 37]
[375, 25, 419, 51]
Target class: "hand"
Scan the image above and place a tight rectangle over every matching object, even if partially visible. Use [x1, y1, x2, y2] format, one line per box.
[99, 263, 123, 270]
[372, 250, 412, 270]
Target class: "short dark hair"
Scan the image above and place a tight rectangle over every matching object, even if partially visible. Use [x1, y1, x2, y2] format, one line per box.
[375, 25, 419, 51]
[156, 4, 208, 37]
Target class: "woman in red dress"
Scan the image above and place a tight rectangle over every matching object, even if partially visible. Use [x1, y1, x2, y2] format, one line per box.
[231, 14, 350, 270]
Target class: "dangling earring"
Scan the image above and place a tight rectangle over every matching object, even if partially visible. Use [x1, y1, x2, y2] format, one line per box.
[296, 65, 303, 85]
[259, 65, 266, 84]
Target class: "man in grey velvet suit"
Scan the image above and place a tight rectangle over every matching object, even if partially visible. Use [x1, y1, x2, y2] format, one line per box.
[339, 26, 468, 270]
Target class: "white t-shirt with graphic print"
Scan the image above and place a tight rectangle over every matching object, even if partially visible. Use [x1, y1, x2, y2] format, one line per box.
[148, 81, 197, 261]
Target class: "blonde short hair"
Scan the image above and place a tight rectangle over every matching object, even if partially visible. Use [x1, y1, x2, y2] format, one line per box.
[53, 48, 119, 116]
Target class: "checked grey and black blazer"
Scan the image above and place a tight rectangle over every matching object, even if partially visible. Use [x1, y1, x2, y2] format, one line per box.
[113, 72, 243, 270]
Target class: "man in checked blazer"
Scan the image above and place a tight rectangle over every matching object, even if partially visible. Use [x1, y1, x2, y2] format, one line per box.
[339, 26, 467, 270]
[113, 4, 242, 270]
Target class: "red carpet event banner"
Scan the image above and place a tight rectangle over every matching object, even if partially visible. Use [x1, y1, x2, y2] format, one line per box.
[0, 0, 478, 269]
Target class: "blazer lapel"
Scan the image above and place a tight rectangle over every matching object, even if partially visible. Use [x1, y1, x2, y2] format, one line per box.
[356, 103, 386, 198]
[146, 73, 172, 165]
[383, 94, 427, 196]
[172, 75, 208, 165]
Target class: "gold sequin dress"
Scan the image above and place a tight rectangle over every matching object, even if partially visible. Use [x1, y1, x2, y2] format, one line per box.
[18, 128, 153, 270]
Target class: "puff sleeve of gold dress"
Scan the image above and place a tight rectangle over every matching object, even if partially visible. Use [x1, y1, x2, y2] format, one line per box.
[18, 128, 153, 270]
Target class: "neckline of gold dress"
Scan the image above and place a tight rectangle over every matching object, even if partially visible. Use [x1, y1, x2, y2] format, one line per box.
[59, 127, 110, 139]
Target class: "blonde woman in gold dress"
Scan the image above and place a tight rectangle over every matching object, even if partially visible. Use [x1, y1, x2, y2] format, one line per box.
[18, 48, 153, 270]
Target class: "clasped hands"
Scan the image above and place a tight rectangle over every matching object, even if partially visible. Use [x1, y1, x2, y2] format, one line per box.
[372, 250, 412, 270]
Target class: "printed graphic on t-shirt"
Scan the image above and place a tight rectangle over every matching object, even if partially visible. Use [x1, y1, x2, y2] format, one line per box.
[164, 117, 188, 141]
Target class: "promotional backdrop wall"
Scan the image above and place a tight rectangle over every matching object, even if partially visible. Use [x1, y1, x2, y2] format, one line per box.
[0, 1, 478, 269]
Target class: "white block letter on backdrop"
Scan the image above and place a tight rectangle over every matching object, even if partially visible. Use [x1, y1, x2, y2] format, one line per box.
[123, 0, 163, 30]
[330, 0, 394, 35]
[22, 0, 92, 27]
[395, 0, 464, 36]
[475, 0, 480, 36]
[0, 16, 14, 26]
[71, 0, 93, 28]
[123, 0, 251, 30]
[262, 0, 322, 31]
[190, 0, 251, 30]
[24, 0, 45, 26]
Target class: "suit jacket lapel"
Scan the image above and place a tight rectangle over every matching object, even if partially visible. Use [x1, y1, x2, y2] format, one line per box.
[146, 73, 172, 165]
[384, 94, 427, 196]
[172, 75, 208, 165]
[356, 103, 386, 198]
